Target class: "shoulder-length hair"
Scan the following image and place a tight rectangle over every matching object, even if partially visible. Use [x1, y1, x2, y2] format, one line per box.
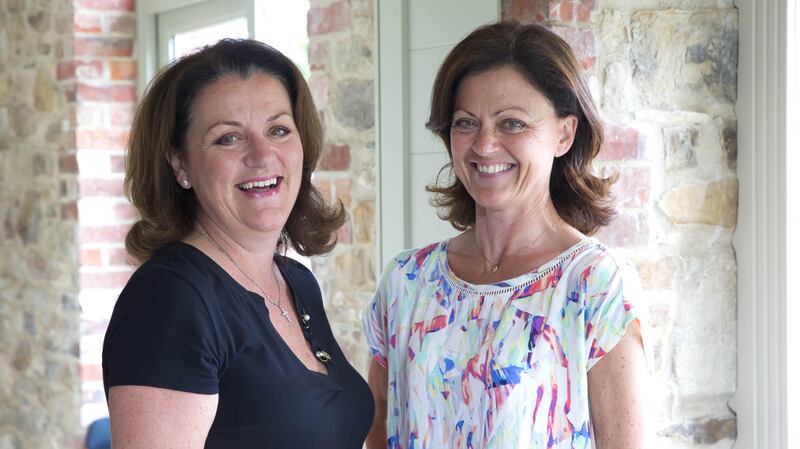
[425, 21, 616, 235]
[125, 39, 344, 264]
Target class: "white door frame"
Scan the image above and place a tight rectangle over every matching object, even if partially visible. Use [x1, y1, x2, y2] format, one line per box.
[731, 0, 789, 448]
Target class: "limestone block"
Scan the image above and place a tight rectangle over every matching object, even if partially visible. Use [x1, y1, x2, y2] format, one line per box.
[658, 416, 736, 445]
[331, 78, 374, 131]
[33, 65, 54, 112]
[332, 246, 376, 291]
[659, 179, 737, 227]
[352, 201, 374, 244]
[631, 9, 737, 110]
[601, 61, 638, 113]
[9, 105, 37, 139]
[663, 125, 699, 171]
[330, 41, 373, 79]
[671, 246, 736, 397]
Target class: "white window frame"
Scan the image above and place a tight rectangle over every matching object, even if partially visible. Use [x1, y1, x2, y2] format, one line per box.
[135, 0, 254, 96]
[732, 1, 789, 448]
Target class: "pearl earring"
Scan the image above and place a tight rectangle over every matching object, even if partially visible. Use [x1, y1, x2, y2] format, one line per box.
[182, 179, 190, 188]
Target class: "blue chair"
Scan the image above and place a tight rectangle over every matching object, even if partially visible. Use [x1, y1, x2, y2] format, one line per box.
[85, 417, 111, 449]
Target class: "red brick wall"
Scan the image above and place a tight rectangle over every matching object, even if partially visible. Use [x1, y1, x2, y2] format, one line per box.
[73, 0, 137, 426]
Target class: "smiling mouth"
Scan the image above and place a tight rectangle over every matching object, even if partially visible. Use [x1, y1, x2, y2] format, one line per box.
[472, 163, 514, 174]
[236, 177, 281, 192]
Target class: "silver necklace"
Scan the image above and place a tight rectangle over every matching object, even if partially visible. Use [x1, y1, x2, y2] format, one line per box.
[199, 223, 291, 323]
[474, 228, 550, 273]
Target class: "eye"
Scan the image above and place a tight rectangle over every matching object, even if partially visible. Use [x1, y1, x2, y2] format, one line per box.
[452, 117, 478, 131]
[215, 133, 241, 146]
[270, 126, 291, 138]
[500, 119, 526, 132]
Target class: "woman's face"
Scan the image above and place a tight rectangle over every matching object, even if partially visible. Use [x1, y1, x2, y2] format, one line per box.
[450, 66, 577, 213]
[170, 72, 304, 239]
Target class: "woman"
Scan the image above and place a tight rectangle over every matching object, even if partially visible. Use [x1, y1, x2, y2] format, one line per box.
[102, 39, 374, 449]
[363, 22, 648, 449]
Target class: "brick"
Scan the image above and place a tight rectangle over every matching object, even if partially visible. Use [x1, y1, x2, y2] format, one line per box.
[80, 269, 133, 289]
[594, 211, 649, 248]
[318, 143, 350, 171]
[308, 1, 350, 36]
[75, 60, 105, 80]
[314, 178, 332, 202]
[613, 167, 651, 208]
[109, 60, 136, 80]
[57, 62, 76, 81]
[80, 248, 103, 266]
[334, 178, 352, 208]
[76, 128, 129, 149]
[575, 3, 592, 22]
[502, 0, 549, 22]
[77, 84, 135, 102]
[113, 202, 137, 220]
[309, 42, 329, 71]
[109, 154, 126, 172]
[79, 224, 131, 244]
[61, 202, 79, 220]
[79, 364, 103, 382]
[598, 125, 644, 161]
[79, 178, 125, 196]
[74, 0, 134, 12]
[107, 247, 130, 265]
[552, 27, 595, 69]
[74, 12, 101, 33]
[104, 14, 136, 35]
[75, 37, 133, 58]
[109, 105, 134, 126]
[337, 218, 352, 245]
[59, 154, 79, 174]
[551, 2, 575, 21]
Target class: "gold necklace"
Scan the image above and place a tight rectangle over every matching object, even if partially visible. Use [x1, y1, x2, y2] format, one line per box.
[199, 222, 291, 323]
[474, 229, 550, 273]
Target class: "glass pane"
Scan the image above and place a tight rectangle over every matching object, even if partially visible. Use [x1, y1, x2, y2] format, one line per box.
[254, 0, 310, 77]
[171, 17, 249, 61]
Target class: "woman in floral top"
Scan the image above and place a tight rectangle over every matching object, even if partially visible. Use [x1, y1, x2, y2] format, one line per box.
[363, 22, 649, 449]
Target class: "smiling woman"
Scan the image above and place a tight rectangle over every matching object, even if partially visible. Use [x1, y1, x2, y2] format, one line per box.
[102, 39, 374, 449]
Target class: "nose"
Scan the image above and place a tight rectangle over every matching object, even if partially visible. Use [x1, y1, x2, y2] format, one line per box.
[472, 125, 500, 156]
[243, 135, 276, 168]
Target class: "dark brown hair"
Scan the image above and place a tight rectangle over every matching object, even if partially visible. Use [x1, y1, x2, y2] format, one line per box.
[425, 22, 616, 234]
[125, 39, 344, 264]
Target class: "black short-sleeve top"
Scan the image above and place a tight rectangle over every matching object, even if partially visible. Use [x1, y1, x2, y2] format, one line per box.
[102, 242, 374, 449]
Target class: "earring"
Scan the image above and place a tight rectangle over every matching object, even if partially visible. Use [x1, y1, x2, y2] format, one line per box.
[181, 179, 191, 188]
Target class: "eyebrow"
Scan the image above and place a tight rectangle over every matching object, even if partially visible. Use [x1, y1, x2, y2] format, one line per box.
[205, 111, 292, 133]
[452, 107, 534, 118]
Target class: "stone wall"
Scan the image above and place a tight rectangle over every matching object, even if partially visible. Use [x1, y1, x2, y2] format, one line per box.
[0, 0, 82, 447]
[307, 0, 377, 374]
[503, 1, 738, 448]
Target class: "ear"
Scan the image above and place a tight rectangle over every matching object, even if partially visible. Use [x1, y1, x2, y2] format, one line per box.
[555, 114, 579, 158]
[167, 150, 191, 189]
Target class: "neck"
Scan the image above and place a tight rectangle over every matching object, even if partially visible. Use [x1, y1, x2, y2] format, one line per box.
[190, 216, 280, 277]
[472, 197, 564, 264]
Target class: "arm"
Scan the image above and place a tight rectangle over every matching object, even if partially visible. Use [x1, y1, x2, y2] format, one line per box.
[365, 359, 388, 449]
[108, 386, 218, 449]
[587, 320, 649, 449]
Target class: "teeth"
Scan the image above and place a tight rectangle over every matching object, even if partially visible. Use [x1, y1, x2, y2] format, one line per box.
[239, 178, 278, 190]
[475, 163, 513, 174]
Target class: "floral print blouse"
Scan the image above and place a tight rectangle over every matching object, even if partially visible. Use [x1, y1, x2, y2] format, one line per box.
[363, 237, 643, 449]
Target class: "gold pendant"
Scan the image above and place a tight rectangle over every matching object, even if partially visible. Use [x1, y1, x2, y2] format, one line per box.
[491, 264, 499, 273]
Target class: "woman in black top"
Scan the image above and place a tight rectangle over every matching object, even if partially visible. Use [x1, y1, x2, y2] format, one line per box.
[102, 39, 374, 448]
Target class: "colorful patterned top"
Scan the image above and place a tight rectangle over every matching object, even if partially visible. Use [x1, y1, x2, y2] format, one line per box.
[362, 237, 643, 449]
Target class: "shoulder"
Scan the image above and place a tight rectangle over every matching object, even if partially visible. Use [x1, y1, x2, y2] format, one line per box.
[561, 238, 637, 293]
[115, 243, 222, 316]
[381, 240, 446, 279]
